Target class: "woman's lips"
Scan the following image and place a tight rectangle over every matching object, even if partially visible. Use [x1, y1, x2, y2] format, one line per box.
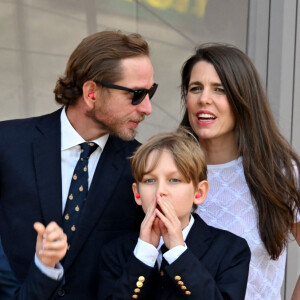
[197, 112, 216, 125]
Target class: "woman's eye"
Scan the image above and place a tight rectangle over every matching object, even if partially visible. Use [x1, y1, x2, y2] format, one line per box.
[215, 87, 225, 94]
[189, 86, 202, 93]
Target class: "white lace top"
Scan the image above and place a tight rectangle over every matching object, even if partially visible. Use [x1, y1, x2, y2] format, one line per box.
[196, 157, 286, 300]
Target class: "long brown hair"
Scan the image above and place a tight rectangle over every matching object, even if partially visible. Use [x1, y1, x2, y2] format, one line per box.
[180, 43, 300, 259]
[54, 30, 149, 106]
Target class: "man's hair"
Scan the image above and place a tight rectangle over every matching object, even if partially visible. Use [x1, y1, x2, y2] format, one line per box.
[54, 30, 149, 106]
[131, 127, 207, 196]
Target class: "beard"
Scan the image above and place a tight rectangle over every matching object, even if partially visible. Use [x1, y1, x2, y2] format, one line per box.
[109, 125, 138, 141]
[86, 110, 139, 141]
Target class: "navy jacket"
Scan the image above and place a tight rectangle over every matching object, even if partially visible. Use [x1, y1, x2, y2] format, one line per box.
[99, 214, 251, 300]
[0, 238, 62, 300]
[0, 109, 144, 299]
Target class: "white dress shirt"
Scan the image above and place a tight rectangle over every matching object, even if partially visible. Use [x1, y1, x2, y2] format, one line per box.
[60, 107, 109, 212]
[134, 215, 195, 268]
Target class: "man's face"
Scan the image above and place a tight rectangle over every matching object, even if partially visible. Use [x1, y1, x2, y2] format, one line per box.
[91, 55, 154, 141]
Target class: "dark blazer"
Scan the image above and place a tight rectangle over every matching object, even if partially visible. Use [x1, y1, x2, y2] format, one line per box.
[99, 214, 251, 300]
[0, 109, 144, 299]
[0, 237, 62, 300]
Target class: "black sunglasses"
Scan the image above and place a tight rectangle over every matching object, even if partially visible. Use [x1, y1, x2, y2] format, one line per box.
[95, 81, 158, 105]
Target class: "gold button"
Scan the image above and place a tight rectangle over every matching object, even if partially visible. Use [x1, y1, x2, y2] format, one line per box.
[181, 285, 187, 290]
[64, 214, 69, 220]
[160, 270, 164, 276]
[132, 295, 138, 299]
[83, 166, 87, 172]
[71, 225, 76, 231]
[138, 276, 145, 282]
[185, 291, 191, 295]
[75, 205, 80, 212]
[174, 275, 181, 281]
[136, 281, 143, 288]
[79, 185, 83, 192]
[69, 194, 73, 200]
[73, 174, 77, 180]
[134, 288, 140, 293]
[178, 281, 184, 285]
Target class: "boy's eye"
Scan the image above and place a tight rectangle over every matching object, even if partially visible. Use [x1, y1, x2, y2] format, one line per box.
[144, 178, 155, 183]
[170, 178, 180, 183]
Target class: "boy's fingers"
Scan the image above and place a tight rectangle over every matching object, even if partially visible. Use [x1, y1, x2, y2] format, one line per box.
[157, 197, 177, 222]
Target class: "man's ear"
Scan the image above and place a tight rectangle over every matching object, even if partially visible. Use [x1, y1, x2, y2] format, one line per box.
[82, 81, 98, 110]
[194, 180, 209, 205]
[132, 183, 142, 206]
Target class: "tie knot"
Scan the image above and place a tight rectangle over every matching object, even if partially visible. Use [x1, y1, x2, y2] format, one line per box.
[80, 142, 98, 160]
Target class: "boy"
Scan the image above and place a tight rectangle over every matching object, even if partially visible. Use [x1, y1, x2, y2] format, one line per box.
[98, 130, 250, 299]
[0, 221, 67, 299]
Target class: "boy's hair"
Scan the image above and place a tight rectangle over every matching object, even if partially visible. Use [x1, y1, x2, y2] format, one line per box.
[131, 127, 207, 190]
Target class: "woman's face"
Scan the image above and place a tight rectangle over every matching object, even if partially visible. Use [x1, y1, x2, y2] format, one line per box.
[186, 61, 236, 147]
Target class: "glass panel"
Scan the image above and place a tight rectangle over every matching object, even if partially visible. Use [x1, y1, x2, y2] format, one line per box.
[0, 0, 248, 142]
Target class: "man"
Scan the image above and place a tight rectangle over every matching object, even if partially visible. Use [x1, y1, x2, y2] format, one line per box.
[0, 30, 157, 299]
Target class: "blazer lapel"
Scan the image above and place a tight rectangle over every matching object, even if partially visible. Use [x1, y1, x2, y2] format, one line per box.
[33, 109, 62, 227]
[185, 214, 214, 259]
[63, 135, 127, 270]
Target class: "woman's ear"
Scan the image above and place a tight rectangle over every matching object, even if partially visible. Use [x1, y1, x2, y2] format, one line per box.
[82, 81, 98, 110]
[132, 183, 142, 206]
[194, 180, 209, 205]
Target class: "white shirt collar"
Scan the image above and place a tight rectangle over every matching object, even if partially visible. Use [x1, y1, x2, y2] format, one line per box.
[60, 107, 109, 151]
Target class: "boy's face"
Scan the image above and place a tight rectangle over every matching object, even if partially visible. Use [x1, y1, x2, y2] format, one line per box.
[132, 150, 207, 228]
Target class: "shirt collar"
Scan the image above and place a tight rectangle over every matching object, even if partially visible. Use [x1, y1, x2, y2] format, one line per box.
[61, 107, 109, 151]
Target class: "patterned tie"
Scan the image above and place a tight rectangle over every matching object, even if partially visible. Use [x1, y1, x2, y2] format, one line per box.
[63, 142, 98, 246]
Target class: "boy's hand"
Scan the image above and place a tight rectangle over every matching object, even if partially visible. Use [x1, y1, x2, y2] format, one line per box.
[34, 221, 68, 268]
[139, 196, 161, 248]
[155, 194, 184, 250]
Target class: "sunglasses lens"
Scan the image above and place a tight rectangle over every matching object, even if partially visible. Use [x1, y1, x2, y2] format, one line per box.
[131, 84, 158, 105]
[132, 90, 147, 105]
[149, 84, 158, 99]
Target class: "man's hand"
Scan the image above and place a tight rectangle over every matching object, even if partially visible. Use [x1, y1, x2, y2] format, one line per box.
[34, 221, 68, 268]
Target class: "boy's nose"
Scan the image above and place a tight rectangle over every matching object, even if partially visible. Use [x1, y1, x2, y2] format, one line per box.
[157, 186, 167, 197]
[158, 191, 167, 197]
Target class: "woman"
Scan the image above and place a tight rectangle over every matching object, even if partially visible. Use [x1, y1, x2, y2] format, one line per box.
[179, 43, 300, 299]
